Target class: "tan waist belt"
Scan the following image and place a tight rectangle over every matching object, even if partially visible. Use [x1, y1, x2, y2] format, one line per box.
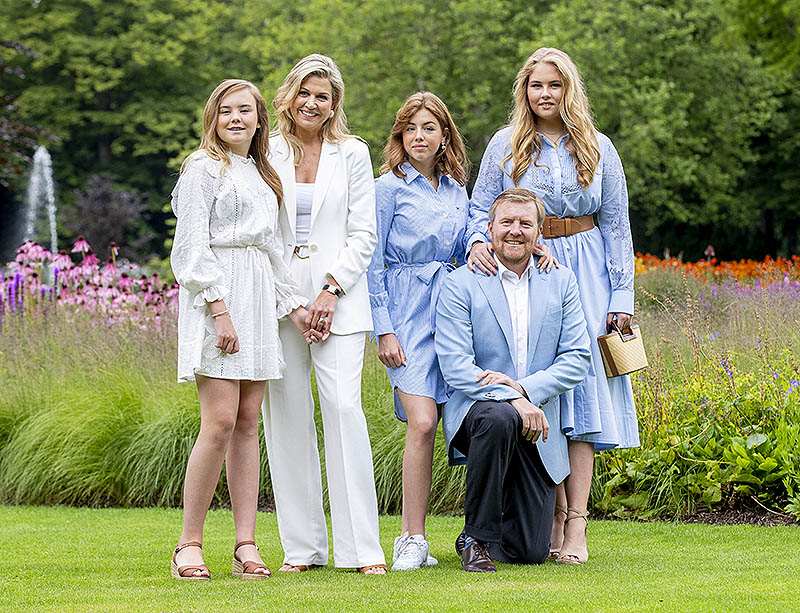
[541, 214, 595, 239]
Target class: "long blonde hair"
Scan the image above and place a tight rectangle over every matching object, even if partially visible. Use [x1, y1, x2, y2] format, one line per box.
[504, 48, 600, 189]
[272, 54, 352, 165]
[182, 79, 283, 205]
[380, 91, 468, 186]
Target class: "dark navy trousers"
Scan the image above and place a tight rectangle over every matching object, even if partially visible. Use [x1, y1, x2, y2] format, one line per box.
[452, 400, 557, 564]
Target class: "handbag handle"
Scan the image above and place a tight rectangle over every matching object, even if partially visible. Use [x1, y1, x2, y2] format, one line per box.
[611, 320, 637, 342]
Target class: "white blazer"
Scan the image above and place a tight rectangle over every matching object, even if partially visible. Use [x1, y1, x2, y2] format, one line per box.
[269, 134, 377, 334]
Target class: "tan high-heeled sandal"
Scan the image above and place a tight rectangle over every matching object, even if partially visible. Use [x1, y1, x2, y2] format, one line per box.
[555, 508, 589, 565]
[548, 504, 569, 560]
[279, 563, 323, 573]
[171, 541, 210, 580]
[232, 540, 271, 579]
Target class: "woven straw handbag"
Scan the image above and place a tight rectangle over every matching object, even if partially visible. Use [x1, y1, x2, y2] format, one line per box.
[597, 323, 648, 378]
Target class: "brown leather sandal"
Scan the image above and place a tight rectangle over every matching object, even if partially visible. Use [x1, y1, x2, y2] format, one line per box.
[359, 563, 387, 575]
[555, 508, 589, 565]
[548, 504, 569, 560]
[171, 541, 210, 580]
[232, 540, 271, 579]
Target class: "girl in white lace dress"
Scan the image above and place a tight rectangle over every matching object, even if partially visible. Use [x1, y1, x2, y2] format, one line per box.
[467, 48, 637, 566]
[169, 79, 315, 580]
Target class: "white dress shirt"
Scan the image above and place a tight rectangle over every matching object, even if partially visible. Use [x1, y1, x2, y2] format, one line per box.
[497, 257, 535, 379]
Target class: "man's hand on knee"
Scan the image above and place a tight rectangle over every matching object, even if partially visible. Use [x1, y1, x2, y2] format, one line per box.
[476, 369, 526, 397]
[509, 398, 549, 443]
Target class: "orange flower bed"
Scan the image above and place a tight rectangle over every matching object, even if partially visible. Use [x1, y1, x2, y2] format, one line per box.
[635, 253, 800, 283]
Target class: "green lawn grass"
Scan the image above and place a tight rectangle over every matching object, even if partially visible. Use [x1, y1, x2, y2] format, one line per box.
[1, 506, 798, 612]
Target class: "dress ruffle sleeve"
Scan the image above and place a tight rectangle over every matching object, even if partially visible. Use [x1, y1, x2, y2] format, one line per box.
[597, 135, 635, 315]
[170, 156, 229, 309]
[366, 177, 396, 337]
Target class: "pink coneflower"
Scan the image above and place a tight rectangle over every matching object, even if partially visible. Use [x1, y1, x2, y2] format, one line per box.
[34, 244, 51, 261]
[704, 245, 715, 258]
[117, 273, 133, 292]
[71, 235, 91, 255]
[102, 257, 118, 277]
[97, 286, 118, 301]
[53, 250, 74, 270]
[80, 250, 99, 269]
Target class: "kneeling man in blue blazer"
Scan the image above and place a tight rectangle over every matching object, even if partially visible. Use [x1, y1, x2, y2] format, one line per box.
[435, 188, 591, 572]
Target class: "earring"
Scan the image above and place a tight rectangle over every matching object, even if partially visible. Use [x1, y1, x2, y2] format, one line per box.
[330, 110, 334, 118]
[439, 140, 447, 151]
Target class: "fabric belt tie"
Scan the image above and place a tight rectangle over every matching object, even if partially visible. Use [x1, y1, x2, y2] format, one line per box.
[541, 214, 595, 239]
[386, 261, 455, 332]
[395, 261, 456, 334]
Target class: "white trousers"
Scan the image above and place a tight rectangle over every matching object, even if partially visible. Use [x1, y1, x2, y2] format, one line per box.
[261, 255, 385, 568]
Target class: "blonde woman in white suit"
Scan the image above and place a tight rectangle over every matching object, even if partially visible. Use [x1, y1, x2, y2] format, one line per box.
[261, 54, 386, 575]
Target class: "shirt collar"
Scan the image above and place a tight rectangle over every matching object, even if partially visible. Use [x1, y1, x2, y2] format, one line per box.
[401, 161, 452, 186]
[496, 256, 534, 281]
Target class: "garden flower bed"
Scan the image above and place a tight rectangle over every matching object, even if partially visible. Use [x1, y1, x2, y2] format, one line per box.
[1, 241, 798, 520]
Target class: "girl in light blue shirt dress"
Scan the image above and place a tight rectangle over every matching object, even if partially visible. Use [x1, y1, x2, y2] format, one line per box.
[367, 92, 470, 571]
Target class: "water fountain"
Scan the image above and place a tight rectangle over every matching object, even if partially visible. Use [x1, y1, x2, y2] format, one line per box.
[23, 145, 58, 253]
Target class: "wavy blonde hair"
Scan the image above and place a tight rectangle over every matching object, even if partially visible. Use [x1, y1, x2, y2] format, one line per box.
[380, 91, 468, 186]
[182, 79, 283, 205]
[272, 54, 352, 165]
[503, 47, 600, 189]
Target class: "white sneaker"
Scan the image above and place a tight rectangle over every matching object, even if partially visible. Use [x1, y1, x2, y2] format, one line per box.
[392, 533, 437, 571]
[393, 532, 439, 567]
[392, 532, 410, 565]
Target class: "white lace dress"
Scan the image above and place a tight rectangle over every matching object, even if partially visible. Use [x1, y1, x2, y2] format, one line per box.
[170, 151, 305, 382]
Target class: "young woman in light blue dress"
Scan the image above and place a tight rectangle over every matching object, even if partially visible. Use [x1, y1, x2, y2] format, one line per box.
[468, 47, 638, 566]
[367, 92, 470, 571]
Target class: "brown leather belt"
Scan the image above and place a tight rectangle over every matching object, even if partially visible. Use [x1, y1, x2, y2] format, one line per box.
[541, 214, 594, 239]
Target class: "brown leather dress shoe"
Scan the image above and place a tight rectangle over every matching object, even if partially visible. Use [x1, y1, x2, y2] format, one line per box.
[461, 538, 496, 573]
[455, 530, 466, 556]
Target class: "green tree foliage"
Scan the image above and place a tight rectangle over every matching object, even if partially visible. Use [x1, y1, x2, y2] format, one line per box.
[0, 39, 52, 189]
[730, 0, 800, 256]
[1, 0, 245, 257]
[520, 0, 778, 257]
[1, 0, 796, 259]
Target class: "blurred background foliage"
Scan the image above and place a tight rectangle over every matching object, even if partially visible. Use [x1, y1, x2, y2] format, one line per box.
[1, 0, 798, 262]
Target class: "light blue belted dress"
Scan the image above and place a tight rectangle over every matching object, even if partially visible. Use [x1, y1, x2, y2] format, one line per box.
[367, 163, 468, 420]
[468, 127, 639, 449]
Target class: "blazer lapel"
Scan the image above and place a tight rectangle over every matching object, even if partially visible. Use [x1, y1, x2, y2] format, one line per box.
[310, 140, 338, 228]
[477, 272, 515, 360]
[271, 137, 297, 240]
[526, 268, 550, 371]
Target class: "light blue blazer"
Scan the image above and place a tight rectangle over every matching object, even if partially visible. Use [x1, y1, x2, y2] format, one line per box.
[434, 262, 591, 484]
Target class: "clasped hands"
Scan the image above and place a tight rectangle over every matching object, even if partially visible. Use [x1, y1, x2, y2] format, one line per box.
[296, 278, 342, 344]
[476, 369, 549, 443]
